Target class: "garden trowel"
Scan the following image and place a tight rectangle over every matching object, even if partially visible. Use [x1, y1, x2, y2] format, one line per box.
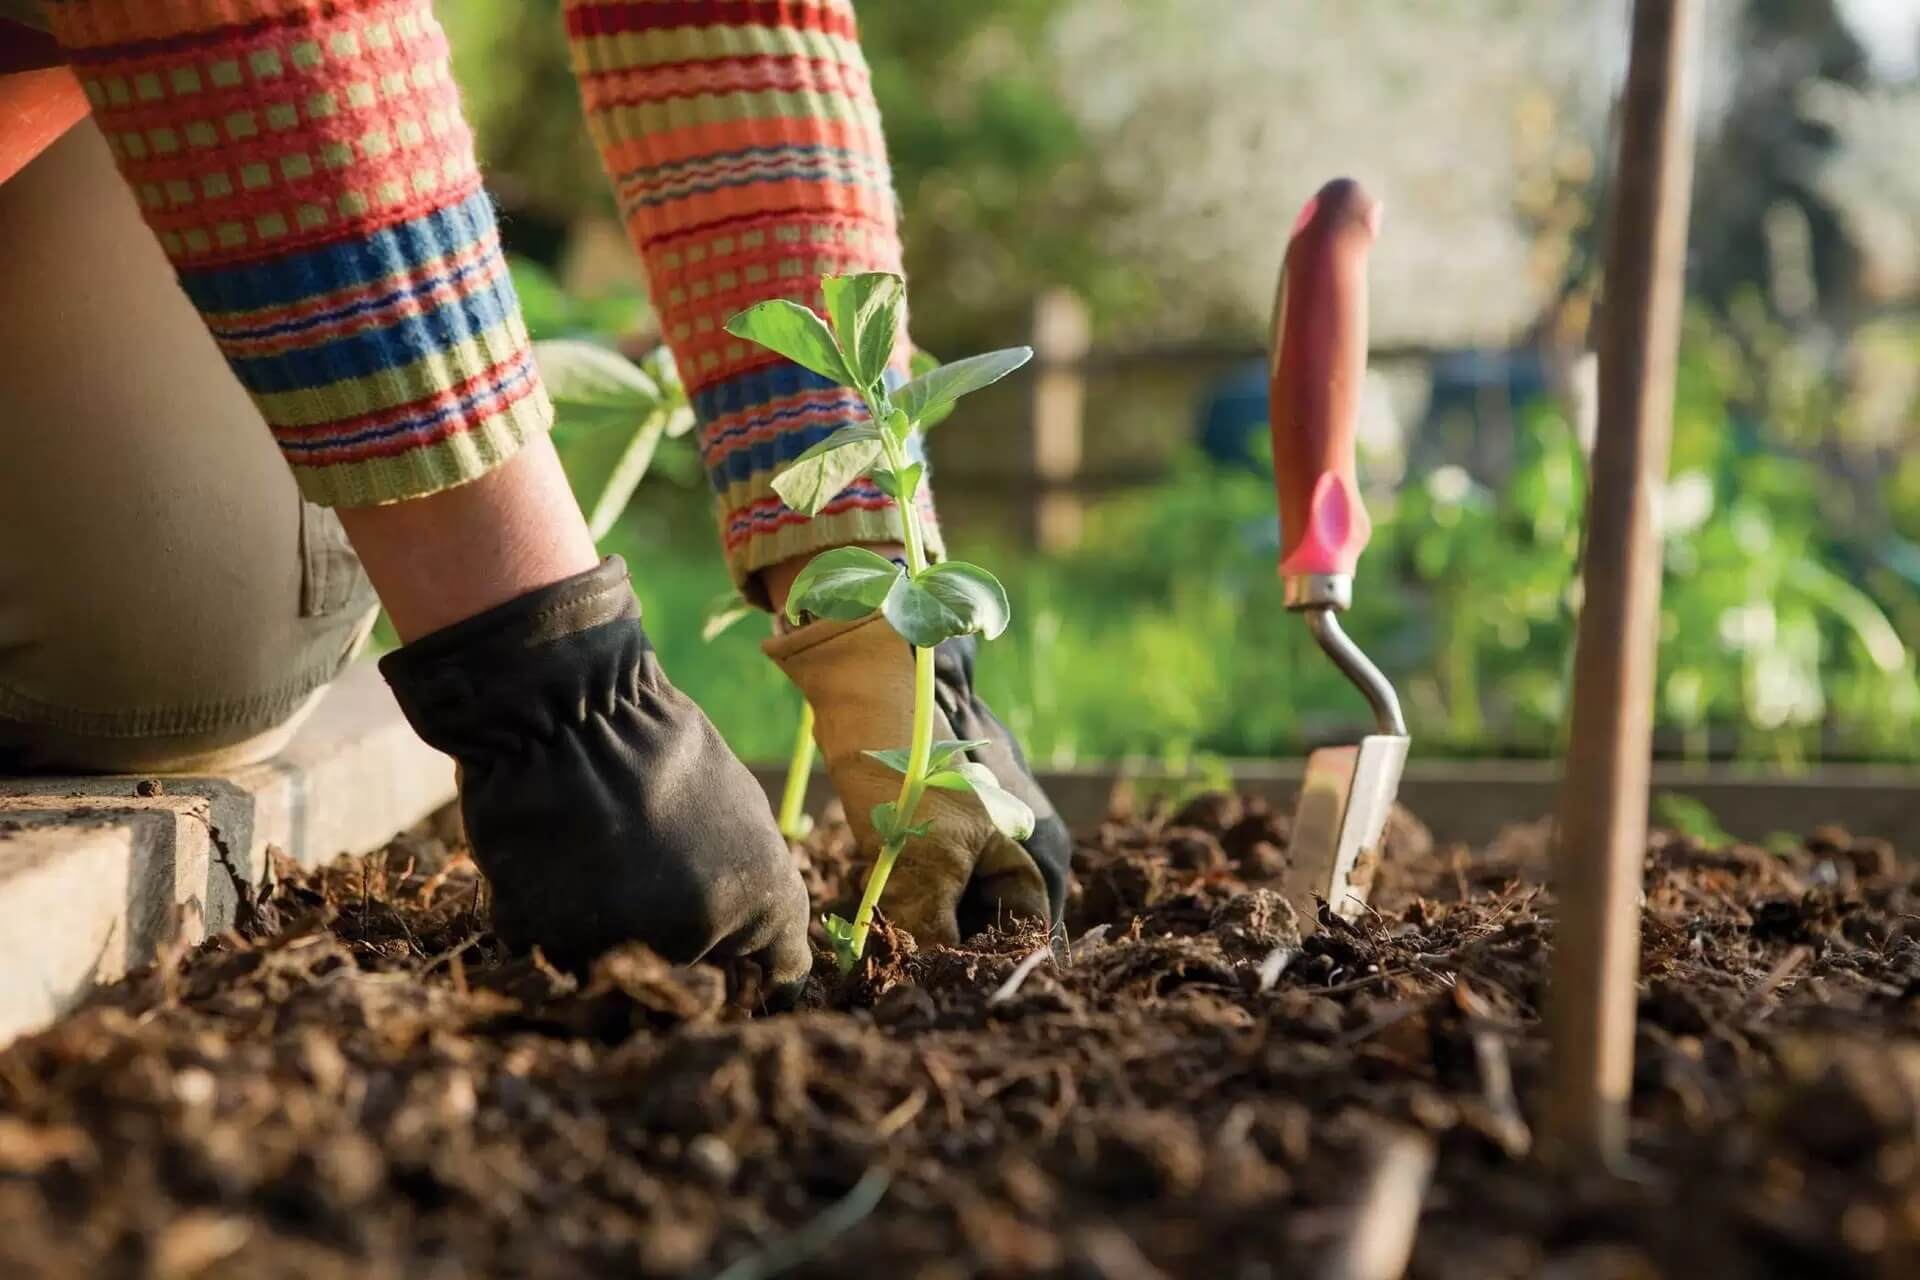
[1268, 178, 1410, 926]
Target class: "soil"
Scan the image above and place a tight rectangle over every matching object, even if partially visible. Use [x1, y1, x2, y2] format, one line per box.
[4, 791, 1920, 1279]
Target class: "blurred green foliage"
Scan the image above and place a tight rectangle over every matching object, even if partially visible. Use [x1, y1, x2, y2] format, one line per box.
[852, 2, 1147, 351]
[553, 286, 1920, 767]
[437, 1, 602, 228]
[437, 0, 1144, 346]
[427, 4, 1920, 769]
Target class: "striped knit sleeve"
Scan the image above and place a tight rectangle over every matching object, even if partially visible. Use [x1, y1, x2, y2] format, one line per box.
[563, 0, 941, 590]
[42, 0, 552, 508]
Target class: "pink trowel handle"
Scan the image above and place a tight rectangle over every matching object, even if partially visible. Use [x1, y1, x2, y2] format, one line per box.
[1269, 178, 1382, 593]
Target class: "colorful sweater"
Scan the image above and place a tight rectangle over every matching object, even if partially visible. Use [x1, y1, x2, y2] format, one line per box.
[563, 0, 939, 581]
[42, 0, 552, 508]
[39, 0, 933, 585]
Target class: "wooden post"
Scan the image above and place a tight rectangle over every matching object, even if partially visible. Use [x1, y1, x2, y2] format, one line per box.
[1029, 288, 1091, 552]
[1545, 0, 1701, 1166]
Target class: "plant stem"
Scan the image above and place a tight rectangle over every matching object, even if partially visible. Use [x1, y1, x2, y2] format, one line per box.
[846, 420, 938, 959]
[778, 700, 817, 839]
[848, 642, 935, 957]
[585, 413, 666, 542]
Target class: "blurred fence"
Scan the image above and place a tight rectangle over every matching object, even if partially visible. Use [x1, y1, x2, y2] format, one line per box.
[939, 287, 1559, 551]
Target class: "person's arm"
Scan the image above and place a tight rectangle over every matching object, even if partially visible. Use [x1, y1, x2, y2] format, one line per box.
[45, 0, 810, 989]
[42, 0, 594, 635]
[562, 0, 934, 603]
[563, 0, 1070, 944]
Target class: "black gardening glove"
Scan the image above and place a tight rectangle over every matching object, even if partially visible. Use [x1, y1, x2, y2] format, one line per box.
[380, 557, 812, 1002]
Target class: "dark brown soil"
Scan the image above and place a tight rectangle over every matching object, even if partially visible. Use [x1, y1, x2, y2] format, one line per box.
[4, 792, 1920, 1279]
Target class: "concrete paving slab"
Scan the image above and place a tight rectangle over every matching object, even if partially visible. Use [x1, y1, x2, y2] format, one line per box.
[0, 662, 453, 1046]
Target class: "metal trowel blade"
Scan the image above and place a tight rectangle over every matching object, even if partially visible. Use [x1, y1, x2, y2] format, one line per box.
[1280, 733, 1410, 927]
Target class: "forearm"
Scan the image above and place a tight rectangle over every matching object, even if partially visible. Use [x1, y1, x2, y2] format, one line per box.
[46, 0, 598, 635]
[335, 438, 596, 642]
[44, 0, 553, 509]
[563, 0, 938, 596]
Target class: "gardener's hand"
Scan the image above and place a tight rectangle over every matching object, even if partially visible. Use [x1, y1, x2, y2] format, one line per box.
[767, 614, 1071, 947]
[381, 557, 812, 1003]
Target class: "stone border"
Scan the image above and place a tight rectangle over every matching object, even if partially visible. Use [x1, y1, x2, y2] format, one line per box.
[0, 662, 454, 1046]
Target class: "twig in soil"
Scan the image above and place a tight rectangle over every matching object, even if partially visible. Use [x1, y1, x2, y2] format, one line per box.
[413, 856, 466, 909]
[1039, 1062, 1078, 1143]
[874, 1089, 927, 1140]
[1455, 979, 1531, 1158]
[1258, 946, 1294, 992]
[1740, 944, 1810, 1022]
[1470, 885, 1540, 938]
[1471, 1029, 1531, 1159]
[988, 946, 1053, 1006]
[1318, 1126, 1435, 1280]
[416, 933, 482, 980]
[921, 1053, 966, 1129]
[1073, 922, 1111, 955]
[1335, 1001, 1426, 1048]
[1318, 969, 1394, 996]
[708, 1167, 891, 1280]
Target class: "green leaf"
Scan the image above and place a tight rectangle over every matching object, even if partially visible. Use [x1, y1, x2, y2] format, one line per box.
[771, 425, 886, 516]
[883, 407, 912, 444]
[924, 562, 1011, 640]
[701, 590, 756, 642]
[724, 299, 854, 387]
[869, 802, 932, 843]
[927, 738, 990, 771]
[906, 348, 954, 427]
[861, 738, 990, 775]
[881, 561, 1011, 647]
[881, 578, 962, 648]
[822, 912, 859, 972]
[871, 462, 924, 502]
[865, 748, 912, 775]
[787, 547, 905, 624]
[895, 347, 1033, 428]
[534, 339, 663, 430]
[924, 761, 1036, 841]
[821, 272, 904, 391]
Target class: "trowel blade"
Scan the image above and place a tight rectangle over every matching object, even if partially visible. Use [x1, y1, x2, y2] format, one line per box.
[1281, 733, 1410, 926]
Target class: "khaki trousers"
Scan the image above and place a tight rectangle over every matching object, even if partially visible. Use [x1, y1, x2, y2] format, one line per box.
[0, 121, 377, 772]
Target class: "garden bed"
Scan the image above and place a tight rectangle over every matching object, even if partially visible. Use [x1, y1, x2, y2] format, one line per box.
[2, 794, 1918, 1278]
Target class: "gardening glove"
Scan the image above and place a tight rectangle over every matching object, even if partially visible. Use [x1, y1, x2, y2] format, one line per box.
[381, 557, 812, 1002]
[766, 614, 1071, 947]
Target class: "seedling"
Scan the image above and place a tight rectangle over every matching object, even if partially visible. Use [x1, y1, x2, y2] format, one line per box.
[726, 273, 1035, 969]
[533, 339, 695, 541]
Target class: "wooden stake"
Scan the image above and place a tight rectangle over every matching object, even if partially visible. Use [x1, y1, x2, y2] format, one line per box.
[1546, 0, 1701, 1166]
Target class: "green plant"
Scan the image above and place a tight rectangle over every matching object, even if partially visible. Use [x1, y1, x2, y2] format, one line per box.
[726, 272, 1035, 968]
[705, 591, 819, 841]
[533, 339, 695, 541]
[779, 702, 819, 841]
